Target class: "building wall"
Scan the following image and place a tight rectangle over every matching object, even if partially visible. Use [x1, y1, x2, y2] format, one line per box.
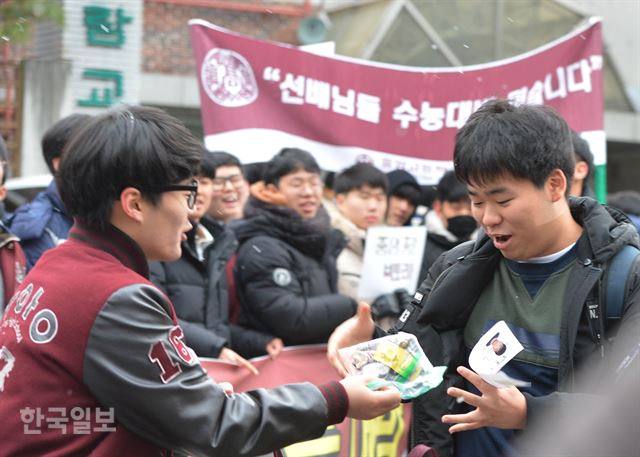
[143, 1, 302, 76]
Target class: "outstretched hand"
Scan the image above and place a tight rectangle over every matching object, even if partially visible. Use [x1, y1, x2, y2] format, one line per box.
[327, 302, 376, 377]
[218, 347, 259, 375]
[340, 375, 401, 420]
[442, 366, 527, 433]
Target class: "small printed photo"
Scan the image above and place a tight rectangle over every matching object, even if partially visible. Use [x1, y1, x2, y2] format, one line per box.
[486, 332, 507, 356]
[469, 320, 524, 376]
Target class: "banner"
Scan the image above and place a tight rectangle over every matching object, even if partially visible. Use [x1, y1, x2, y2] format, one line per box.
[202, 345, 411, 457]
[190, 18, 603, 184]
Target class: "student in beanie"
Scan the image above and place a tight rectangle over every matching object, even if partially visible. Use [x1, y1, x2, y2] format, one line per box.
[385, 169, 422, 226]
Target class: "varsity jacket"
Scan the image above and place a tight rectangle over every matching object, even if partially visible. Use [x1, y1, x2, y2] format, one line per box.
[0, 222, 348, 456]
[0, 220, 26, 311]
[393, 197, 640, 457]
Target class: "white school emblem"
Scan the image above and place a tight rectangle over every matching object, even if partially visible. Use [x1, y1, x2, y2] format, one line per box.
[273, 268, 292, 287]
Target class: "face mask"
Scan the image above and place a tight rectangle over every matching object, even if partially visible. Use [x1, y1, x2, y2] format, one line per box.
[447, 215, 477, 239]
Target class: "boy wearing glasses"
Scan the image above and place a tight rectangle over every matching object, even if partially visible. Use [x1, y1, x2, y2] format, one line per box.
[0, 106, 401, 456]
[150, 151, 282, 369]
[207, 151, 250, 224]
[234, 148, 358, 346]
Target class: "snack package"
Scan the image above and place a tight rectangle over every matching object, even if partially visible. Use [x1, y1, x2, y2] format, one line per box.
[338, 332, 446, 400]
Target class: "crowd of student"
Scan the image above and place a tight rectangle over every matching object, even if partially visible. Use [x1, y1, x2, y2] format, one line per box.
[0, 100, 638, 456]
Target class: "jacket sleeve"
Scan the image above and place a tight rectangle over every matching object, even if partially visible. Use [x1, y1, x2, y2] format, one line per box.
[149, 261, 228, 358]
[177, 318, 228, 358]
[236, 239, 357, 344]
[83, 283, 340, 457]
[6, 196, 55, 271]
[229, 323, 274, 359]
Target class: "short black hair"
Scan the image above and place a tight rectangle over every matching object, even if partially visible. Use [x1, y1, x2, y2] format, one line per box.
[0, 135, 9, 185]
[571, 131, 594, 180]
[392, 184, 422, 207]
[263, 147, 320, 185]
[454, 99, 574, 196]
[334, 163, 388, 195]
[208, 151, 242, 177]
[244, 162, 266, 185]
[198, 149, 218, 179]
[42, 113, 92, 174]
[437, 170, 469, 203]
[59, 105, 201, 229]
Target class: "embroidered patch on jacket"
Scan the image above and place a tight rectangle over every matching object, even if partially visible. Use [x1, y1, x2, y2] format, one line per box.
[272, 268, 292, 287]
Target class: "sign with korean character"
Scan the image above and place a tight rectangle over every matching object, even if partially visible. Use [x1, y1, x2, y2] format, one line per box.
[357, 226, 427, 299]
[64, 0, 142, 112]
[190, 19, 605, 184]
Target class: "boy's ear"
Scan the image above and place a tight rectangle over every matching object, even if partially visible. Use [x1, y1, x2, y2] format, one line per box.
[265, 182, 279, 194]
[547, 169, 568, 202]
[574, 161, 589, 181]
[335, 193, 345, 206]
[431, 199, 443, 214]
[119, 187, 145, 222]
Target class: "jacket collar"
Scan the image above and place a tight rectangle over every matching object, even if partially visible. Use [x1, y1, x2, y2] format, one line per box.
[45, 180, 67, 214]
[69, 220, 149, 278]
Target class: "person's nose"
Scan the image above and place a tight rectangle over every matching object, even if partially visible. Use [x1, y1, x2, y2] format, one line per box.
[223, 179, 234, 190]
[300, 182, 314, 195]
[481, 204, 501, 228]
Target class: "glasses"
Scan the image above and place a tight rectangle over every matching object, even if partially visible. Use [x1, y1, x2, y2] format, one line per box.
[212, 174, 245, 190]
[141, 179, 199, 209]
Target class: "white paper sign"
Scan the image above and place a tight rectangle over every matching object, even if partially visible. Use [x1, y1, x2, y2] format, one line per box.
[469, 320, 530, 388]
[357, 226, 427, 299]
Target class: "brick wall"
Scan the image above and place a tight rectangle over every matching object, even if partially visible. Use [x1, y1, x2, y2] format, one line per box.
[143, 1, 302, 75]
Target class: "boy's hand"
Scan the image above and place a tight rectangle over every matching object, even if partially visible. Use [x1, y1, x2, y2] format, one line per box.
[442, 366, 527, 433]
[327, 302, 375, 377]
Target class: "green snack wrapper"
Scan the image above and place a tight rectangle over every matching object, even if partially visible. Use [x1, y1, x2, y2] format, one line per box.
[339, 332, 446, 400]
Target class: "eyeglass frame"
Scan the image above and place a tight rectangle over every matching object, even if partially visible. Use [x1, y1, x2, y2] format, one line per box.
[139, 179, 199, 209]
[211, 174, 245, 190]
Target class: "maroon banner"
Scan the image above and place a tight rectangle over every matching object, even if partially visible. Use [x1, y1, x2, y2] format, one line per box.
[190, 18, 603, 184]
[202, 345, 411, 457]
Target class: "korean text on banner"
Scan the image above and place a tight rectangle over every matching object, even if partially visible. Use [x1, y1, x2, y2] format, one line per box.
[190, 19, 603, 184]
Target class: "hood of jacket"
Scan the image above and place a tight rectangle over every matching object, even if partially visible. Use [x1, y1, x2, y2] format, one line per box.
[424, 209, 463, 250]
[330, 210, 366, 257]
[572, 197, 640, 263]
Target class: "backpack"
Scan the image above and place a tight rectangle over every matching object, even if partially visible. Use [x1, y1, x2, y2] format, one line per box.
[589, 244, 640, 347]
[605, 244, 639, 320]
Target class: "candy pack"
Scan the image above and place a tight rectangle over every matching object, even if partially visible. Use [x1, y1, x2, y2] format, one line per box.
[338, 332, 446, 400]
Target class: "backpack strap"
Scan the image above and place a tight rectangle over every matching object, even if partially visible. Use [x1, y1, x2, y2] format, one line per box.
[605, 244, 640, 320]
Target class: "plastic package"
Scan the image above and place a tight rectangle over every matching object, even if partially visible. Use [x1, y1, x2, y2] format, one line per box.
[338, 332, 446, 400]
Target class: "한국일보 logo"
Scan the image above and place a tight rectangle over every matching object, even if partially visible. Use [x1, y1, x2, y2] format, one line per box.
[200, 48, 258, 107]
